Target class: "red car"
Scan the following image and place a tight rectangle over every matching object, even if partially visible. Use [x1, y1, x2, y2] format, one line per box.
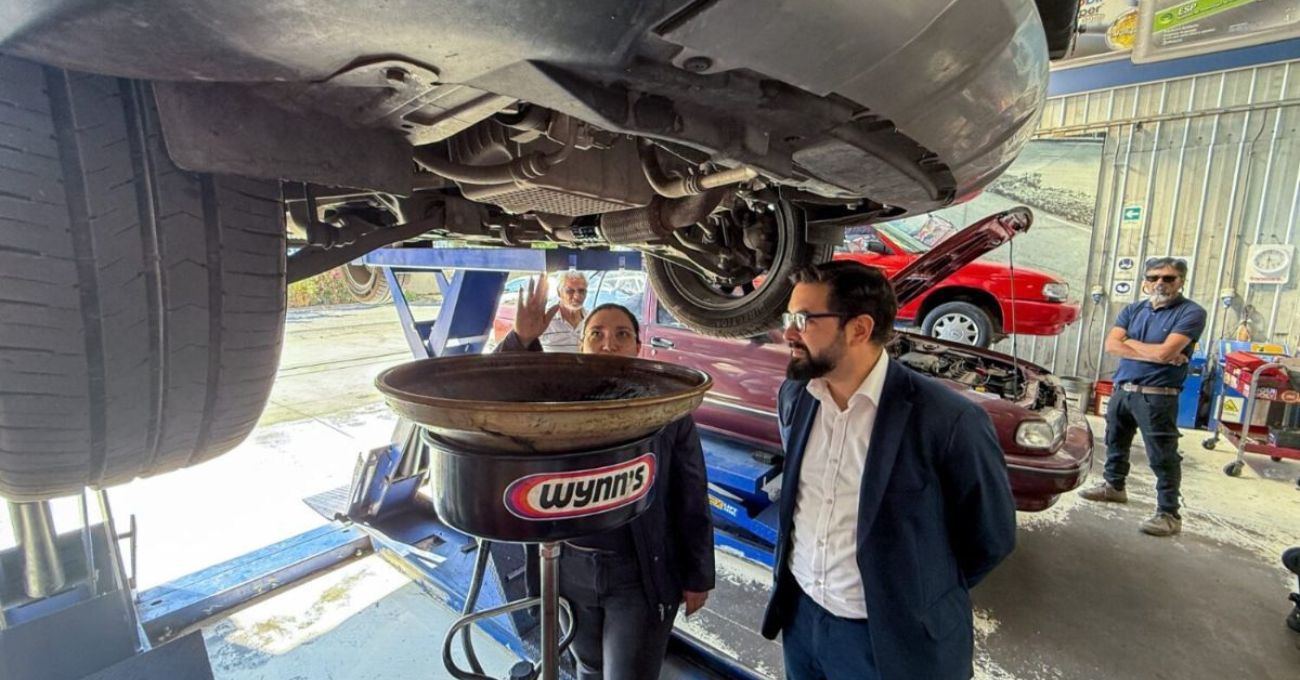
[639, 208, 1092, 512]
[843, 214, 1078, 347]
[488, 211, 1079, 351]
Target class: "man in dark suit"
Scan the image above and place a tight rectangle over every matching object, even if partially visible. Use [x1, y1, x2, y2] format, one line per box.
[761, 260, 1017, 680]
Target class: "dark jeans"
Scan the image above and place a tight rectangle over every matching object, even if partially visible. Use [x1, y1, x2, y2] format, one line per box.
[782, 588, 881, 680]
[1104, 389, 1183, 515]
[559, 547, 677, 680]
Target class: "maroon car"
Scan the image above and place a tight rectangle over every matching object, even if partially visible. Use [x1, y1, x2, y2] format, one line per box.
[636, 208, 1092, 511]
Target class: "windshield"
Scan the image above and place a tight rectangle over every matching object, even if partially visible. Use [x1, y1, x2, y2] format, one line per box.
[874, 214, 960, 254]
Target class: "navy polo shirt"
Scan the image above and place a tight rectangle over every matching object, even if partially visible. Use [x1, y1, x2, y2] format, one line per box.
[1112, 296, 1207, 388]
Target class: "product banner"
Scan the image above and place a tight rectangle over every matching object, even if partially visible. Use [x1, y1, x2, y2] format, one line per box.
[1058, 0, 1300, 66]
[1135, 0, 1300, 62]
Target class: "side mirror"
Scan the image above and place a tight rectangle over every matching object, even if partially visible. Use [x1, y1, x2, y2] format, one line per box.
[866, 240, 889, 255]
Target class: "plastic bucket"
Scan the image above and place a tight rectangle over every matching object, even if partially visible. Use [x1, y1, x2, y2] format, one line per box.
[1058, 376, 1094, 417]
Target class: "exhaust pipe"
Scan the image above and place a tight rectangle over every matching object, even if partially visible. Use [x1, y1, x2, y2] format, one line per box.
[8, 500, 66, 599]
[550, 190, 728, 245]
[639, 142, 757, 198]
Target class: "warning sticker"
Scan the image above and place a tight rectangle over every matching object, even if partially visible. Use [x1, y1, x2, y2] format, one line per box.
[1219, 396, 1243, 424]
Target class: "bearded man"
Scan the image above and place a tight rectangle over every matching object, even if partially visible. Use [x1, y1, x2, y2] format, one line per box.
[1080, 257, 1206, 537]
[759, 260, 1016, 680]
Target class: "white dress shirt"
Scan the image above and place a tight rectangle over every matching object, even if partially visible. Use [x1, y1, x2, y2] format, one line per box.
[789, 350, 889, 619]
[539, 310, 583, 353]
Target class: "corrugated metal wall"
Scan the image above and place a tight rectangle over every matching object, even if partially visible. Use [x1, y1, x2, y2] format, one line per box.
[992, 59, 1300, 380]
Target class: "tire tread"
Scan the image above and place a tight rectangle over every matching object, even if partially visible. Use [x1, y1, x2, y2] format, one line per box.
[0, 56, 285, 501]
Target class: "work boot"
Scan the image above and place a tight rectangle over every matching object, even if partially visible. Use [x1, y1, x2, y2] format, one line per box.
[1140, 512, 1182, 537]
[1078, 482, 1127, 503]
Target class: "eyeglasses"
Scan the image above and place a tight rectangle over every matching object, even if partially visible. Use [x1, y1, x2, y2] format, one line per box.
[1144, 275, 1179, 283]
[781, 311, 847, 332]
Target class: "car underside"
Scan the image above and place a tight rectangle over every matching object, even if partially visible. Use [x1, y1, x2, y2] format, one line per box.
[4, 0, 1063, 337]
[0, 0, 1074, 499]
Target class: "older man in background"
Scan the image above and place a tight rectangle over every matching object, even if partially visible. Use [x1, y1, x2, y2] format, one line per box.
[535, 270, 588, 352]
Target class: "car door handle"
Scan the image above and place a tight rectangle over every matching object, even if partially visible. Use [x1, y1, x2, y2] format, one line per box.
[650, 337, 675, 349]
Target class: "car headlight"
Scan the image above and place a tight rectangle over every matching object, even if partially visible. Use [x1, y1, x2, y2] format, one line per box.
[1041, 282, 1069, 302]
[1016, 421, 1056, 449]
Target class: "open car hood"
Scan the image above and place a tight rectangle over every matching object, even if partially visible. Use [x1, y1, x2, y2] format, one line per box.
[888, 206, 1032, 307]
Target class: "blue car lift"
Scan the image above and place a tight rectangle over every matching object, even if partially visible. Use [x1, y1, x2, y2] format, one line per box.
[2, 245, 784, 680]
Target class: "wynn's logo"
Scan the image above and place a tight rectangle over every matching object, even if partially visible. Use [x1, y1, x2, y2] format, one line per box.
[504, 453, 657, 520]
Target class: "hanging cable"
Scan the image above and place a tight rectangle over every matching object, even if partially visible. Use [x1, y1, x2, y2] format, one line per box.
[460, 539, 493, 676]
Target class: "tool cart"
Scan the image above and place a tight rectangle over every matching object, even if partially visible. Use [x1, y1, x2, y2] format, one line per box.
[1202, 351, 1300, 488]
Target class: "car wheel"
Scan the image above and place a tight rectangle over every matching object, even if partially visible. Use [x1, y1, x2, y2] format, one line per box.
[343, 264, 391, 304]
[1035, 0, 1080, 59]
[646, 200, 833, 338]
[342, 264, 411, 305]
[0, 56, 285, 501]
[921, 302, 995, 348]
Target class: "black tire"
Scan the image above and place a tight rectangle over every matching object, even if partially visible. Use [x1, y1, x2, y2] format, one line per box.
[1201, 438, 1218, 450]
[921, 301, 995, 348]
[1223, 462, 1244, 478]
[646, 202, 833, 338]
[1035, 0, 1080, 59]
[0, 56, 285, 501]
[343, 264, 399, 305]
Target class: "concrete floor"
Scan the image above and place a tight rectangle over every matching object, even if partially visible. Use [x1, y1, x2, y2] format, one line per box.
[667, 420, 1300, 680]
[976, 427, 1300, 680]
[193, 408, 1300, 679]
[202, 555, 520, 680]
[12, 303, 1293, 679]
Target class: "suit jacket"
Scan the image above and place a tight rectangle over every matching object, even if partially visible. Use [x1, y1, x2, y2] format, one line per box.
[761, 358, 1016, 680]
[498, 332, 715, 611]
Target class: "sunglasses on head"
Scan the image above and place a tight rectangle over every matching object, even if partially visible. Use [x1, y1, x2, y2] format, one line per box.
[1145, 274, 1179, 283]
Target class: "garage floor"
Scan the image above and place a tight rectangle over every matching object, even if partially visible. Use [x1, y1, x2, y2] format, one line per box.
[668, 415, 1300, 680]
[145, 306, 1299, 679]
[199, 421, 1300, 678]
[202, 556, 521, 680]
[976, 421, 1300, 680]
